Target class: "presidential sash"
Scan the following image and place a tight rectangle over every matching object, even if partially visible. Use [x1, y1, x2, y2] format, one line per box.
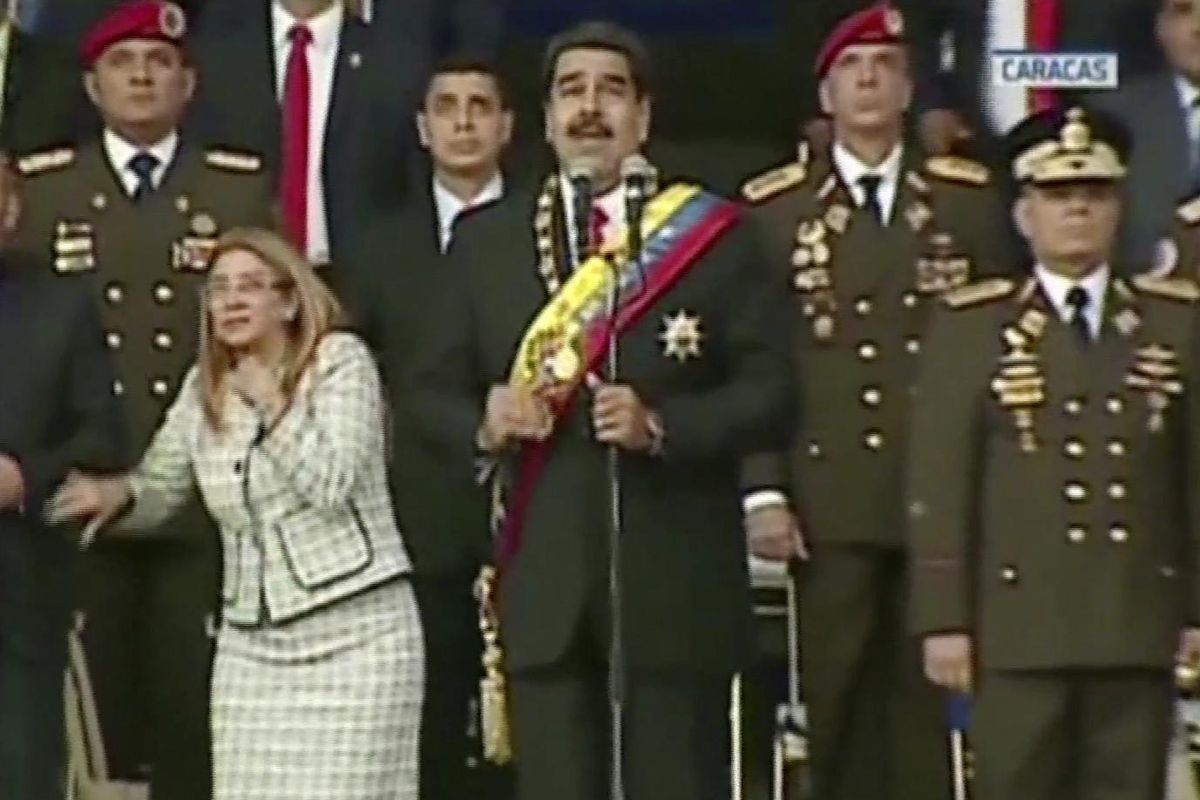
[477, 182, 740, 764]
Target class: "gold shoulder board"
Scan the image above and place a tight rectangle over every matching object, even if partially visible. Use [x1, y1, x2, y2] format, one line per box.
[741, 160, 807, 204]
[205, 148, 262, 173]
[1132, 274, 1200, 302]
[942, 277, 1015, 309]
[925, 155, 990, 186]
[1177, 195, 1200, 225]
[16, 147, 75, 177]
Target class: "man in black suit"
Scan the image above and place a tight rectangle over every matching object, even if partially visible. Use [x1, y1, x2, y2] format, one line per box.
[343, 56, 511, 800]
[902, 0, 1159, 159]
[409, 20, 795, 800]
[0, 165, 126, 800]
[1093, 0, 1200, 271]
[188, 0, 414, 271]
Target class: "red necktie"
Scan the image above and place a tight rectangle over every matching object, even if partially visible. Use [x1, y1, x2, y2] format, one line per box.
[280, 24, 312, 255]
[589, 204, 610, 254]
[1029, 0, 1061, 112]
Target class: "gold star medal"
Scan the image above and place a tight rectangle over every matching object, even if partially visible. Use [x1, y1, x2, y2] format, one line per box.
[660, 310, 704, 362]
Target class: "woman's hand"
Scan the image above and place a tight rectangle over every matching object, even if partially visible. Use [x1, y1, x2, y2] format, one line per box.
[45, 470, 132, 548]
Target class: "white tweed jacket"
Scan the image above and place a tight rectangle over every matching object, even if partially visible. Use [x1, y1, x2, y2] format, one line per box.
[123, 331, 413, 625]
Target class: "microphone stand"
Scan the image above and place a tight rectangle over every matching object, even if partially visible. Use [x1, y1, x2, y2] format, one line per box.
[606, 177, 646, 800]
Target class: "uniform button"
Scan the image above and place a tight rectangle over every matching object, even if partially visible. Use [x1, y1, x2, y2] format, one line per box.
[1162, 565, 1178, 579]
[1108, 482, 1127, 501]
[1067, 526, 1087, 544]
[902, 292, 918, 308]
[854, 297, 872, 316]
[905, 338, 921, 355]
[154, 282, 175, 304]
[857, 342, 878, 361]
[1106, 396, 1124, 415]
[1107, 440, 1127, 457]
[153, 330, 173, 351]
[105, 331, 123, 350]
[1064, 397, 1084, 416]
[104, 282, 124, 305]
[1063, 439, 1085, 459]
[1000, 566, 1018, 584]
[112, 380, 124, 397]
[150, 378, 170, 398]
[861, 387, 882, 407]
[864, 431, 884, 451]
[1064, 482, 1088, 502]
[807, 441, 822, 459]
[1109, 525, 1129, 543]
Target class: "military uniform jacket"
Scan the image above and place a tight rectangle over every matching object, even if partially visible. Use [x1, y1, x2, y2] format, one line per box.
[14, 138, 273, 454]
[409, 181, 796, 674]
[908, 274, 1200, 670]
[741, 147, 1010, 547]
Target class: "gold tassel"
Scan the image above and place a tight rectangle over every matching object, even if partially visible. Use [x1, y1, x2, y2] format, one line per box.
[476, 566, 512, 764]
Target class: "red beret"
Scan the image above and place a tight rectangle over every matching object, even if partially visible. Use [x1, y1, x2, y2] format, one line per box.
[81, 1, 187, 67]
[814, 3, 906, 78]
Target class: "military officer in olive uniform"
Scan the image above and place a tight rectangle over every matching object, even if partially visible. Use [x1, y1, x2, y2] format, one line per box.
[13, 4, 271, 799]
[740, 6, 1012, 800]
[908, 105, 1200, 800]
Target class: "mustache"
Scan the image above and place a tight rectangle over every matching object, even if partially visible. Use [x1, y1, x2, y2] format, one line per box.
[567, 114, 613, 138]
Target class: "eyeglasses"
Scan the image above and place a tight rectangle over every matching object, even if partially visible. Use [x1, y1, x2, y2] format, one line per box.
[202, 277, 291, 301]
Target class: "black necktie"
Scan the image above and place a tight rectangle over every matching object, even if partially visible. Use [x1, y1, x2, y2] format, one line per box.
[128, 151, 159, 201]
[1066, 286, 1092, 345]
[858, 174, 883, 224]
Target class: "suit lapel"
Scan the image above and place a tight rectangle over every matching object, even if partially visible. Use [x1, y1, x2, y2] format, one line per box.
[324, 17, 369, 167]
[238, 7, 282, 169]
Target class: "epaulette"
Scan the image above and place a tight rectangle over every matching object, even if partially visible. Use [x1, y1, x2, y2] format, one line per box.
[205, 148, 262, 173]
[1131, 273, 1200, 302]
[16, 147, 74, 177]
[925, 155, 990, 186]
[942, 277, 1015, 309]
[1176, 195, 1200, 226]
[741, 155, 808, 204]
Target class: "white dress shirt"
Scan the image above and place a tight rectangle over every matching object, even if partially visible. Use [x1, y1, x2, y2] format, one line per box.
[558, 173, 626, 268]
[1035, 262, 1109, 340]
[103, 128, 179, 197]
[271, 0, 342, 265]
[831, 141, 903, 224]
[432, 172, 504, 253]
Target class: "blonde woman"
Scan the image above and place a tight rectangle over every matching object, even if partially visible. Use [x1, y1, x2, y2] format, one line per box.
[48, 227, 422, 800]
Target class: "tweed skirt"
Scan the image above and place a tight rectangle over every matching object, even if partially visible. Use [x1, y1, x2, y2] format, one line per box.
[211, 579, 424, 800]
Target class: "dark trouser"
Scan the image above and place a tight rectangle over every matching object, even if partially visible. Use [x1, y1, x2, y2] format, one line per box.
[0, 527, 72, 800]
[508, 612, 731, 800]
[800, 545, 950, 800]
[414, 570, 514, 800]
[973, 668, 1174, 800]
[79, 515, 219, 800]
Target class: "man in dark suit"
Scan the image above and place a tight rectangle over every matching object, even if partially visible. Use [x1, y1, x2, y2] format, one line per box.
[0, 165, 126, 800]
[909, 105, 1200, 800]
[343, 56, 511, 800]
[0, 17, 93, 157]
[409, 20, 795, 800]
[14, 4, 273, 798]
[1092, 0, 1200, 271]
[188, 0, 417, 272]
[902, 0, 1158, 159]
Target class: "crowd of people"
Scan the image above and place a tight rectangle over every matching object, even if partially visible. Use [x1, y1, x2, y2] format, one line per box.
[7, 1, 1200, 800]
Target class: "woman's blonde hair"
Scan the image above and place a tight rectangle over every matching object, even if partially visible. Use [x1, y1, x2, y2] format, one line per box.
[197, 227, 345, 430]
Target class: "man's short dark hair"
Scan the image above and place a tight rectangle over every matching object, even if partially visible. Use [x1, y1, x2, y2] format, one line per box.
[541, 20, 652, 99]
[423, 56, 511, 110]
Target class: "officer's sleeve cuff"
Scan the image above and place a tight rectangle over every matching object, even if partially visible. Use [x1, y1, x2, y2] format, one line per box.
[743, 489, 788, 515]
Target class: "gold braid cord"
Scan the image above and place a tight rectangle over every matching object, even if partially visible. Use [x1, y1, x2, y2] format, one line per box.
[475, 566, 511, 764]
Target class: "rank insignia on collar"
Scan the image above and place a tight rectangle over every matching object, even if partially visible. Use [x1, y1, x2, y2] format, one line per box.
[660, 310, 704, 362]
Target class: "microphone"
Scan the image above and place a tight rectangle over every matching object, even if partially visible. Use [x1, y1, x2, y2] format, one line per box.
[565, 157, 599, 269]
[620, 154, 656, 291]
